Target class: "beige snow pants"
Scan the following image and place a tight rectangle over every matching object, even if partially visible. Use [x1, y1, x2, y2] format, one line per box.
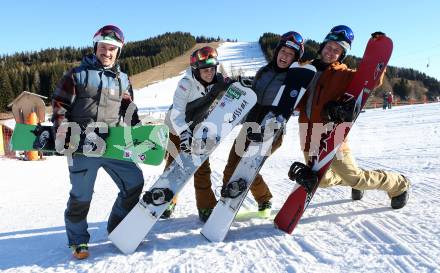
[304, 149, 410, 198]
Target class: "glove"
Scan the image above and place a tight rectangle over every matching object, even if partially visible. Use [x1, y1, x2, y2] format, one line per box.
[179, 129, 192, 153]
[238, 75, 254, 87]
[246, 127, 264, 142]
[323, 99, 356, 123]
[247, 112, 285, 142]
[120, 98, 141, 126]
[288, 162, 318, 193]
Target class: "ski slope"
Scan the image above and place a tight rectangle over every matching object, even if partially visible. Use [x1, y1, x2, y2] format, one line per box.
[1, 42, 439, 273]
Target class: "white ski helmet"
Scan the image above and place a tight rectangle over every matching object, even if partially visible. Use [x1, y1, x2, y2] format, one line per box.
[93, 25, 125, 57]
[319, 25, 354, 61]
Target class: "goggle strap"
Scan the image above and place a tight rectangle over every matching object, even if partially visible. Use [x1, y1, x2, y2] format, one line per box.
[285, 40, 300, 51]
[95, 26, 124, 43]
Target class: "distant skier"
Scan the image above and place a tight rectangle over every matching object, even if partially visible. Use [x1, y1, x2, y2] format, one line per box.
[222, 31, 305, 217]
[162, 46, 232, 222]
[383, 92, 388, 110]
[295, 25, 410, 208]
[387, 91, 394, 109]
[51, 25, 144, 259]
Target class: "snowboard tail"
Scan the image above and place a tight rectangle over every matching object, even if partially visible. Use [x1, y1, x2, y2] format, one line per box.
[274, 33, 394, 234]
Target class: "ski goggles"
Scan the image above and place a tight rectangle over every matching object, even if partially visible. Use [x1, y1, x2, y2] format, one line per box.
[281, 31, 304, 46]
[94, 25, 125, 44]
[329, 25, 354, 43]
[279, 31, 304, 54]
[191, 46, 219, 68]
[199, 58, 218, 67]
[195, 46, 218, 62]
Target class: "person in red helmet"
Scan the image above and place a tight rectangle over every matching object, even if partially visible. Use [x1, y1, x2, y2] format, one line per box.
[294, 25, 410, 209]
[221, 31, 305, 218]
[52, 25, 143, 259]
[162, 46, 232, 222]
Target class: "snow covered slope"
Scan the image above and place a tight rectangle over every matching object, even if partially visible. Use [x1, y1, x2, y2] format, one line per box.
[217, 41, 267, 77]
[1, 42, 439, 273]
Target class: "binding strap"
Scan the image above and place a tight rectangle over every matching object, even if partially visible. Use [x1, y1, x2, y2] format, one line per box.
[221, 179, 247, 198]
[142, 188, 174, 206]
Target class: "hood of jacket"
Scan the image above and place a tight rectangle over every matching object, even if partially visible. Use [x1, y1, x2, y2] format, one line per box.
[80, 54, 121, 76]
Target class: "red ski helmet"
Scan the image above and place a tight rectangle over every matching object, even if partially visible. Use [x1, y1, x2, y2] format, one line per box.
[190, 46, 219, 70]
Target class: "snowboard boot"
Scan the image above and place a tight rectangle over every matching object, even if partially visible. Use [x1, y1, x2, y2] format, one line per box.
[257, 200, 272, 218]
[391, 190, 409, 209]
[351, 188, 365, 201]
[198, 208, 213, 223]
[70, 243, 89, 260]
[161, 201, 176, 219]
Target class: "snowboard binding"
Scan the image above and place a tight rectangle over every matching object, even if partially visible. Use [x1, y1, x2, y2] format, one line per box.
[288, 162, 318, 194]
[32, 124, 55, 150]
[77, 128, 109, 153]
[142, 188, 174, 206]
[221, 179, 247, 198]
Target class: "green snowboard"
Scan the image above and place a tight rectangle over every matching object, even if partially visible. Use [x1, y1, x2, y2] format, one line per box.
[11, 123, 169, 166]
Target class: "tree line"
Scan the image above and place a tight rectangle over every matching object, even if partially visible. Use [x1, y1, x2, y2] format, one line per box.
[259, 33, 440, 102]
[0, 32, 224, 112]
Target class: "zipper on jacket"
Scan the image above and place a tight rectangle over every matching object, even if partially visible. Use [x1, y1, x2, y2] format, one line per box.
[315, 84, 323, 105]
[260, 71, 279, 104]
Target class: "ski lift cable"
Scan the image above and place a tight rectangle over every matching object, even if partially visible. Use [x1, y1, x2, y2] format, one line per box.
[393, 43, 440, 59]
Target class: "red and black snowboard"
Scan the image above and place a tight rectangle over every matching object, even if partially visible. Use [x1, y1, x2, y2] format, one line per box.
[274, 32, 393, 234]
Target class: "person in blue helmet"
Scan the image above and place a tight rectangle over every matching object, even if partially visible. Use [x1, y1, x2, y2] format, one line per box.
[52, 25, 143, 259]
[294, 25, 410, 209]
[221, 31, 305, 218]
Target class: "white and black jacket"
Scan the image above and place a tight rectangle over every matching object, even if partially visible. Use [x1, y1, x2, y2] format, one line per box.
[164, 68, 228, 135]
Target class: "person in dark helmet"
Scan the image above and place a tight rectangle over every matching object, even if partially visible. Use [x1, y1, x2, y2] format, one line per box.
[222, 31, 305, 218]
[294, 25, 410, 209]
[52, 25, 144, 259]
[162, 46, 232, 222]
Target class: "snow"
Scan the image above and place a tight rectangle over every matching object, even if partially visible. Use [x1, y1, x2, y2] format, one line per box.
[1, 42, 440, 273]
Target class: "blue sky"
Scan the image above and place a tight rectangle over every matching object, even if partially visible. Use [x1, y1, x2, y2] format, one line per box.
[2, 0, 439, 80]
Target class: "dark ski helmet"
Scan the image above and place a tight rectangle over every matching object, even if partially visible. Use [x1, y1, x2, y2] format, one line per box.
[93, 25, 125, 58]
[275, 31, 305, 60]
[190, 46, 219, 70]
[318, 25, 354, 61]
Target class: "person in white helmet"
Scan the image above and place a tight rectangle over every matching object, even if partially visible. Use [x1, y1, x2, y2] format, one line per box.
[293, 25, 410, 209]
[52, 25, 143, 259]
